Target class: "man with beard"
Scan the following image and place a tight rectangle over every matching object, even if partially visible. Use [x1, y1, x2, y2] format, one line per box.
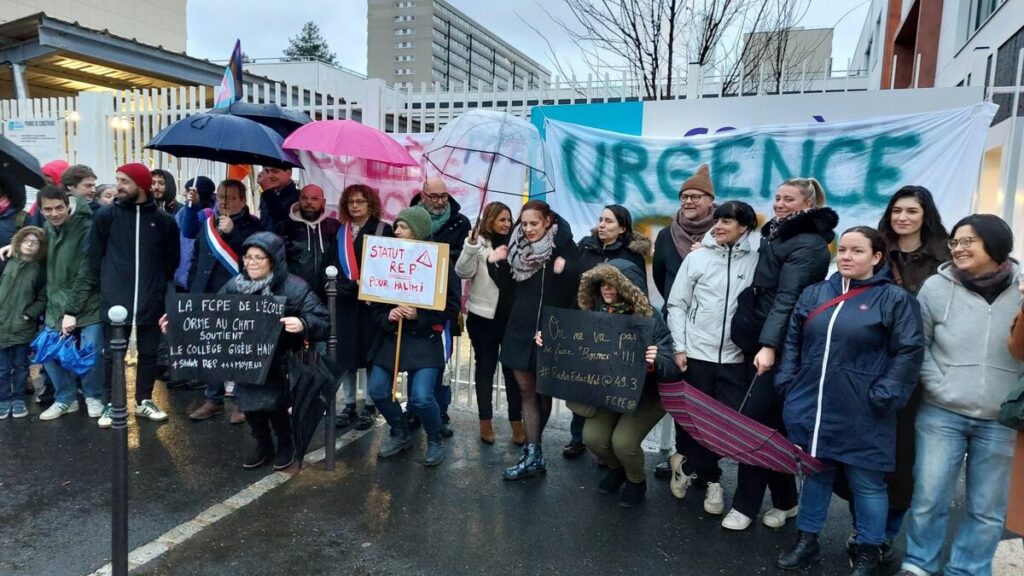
[89, 163, 179, 427]
[150, 169, 181, 216]
[279, 184, 340, 302]
[410, 177, 470, 437]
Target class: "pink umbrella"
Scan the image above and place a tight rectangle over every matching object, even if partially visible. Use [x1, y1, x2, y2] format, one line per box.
[282, 120, 418, 167]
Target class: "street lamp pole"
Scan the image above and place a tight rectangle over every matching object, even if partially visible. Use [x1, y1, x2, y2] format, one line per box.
[108, 305, 129, 576]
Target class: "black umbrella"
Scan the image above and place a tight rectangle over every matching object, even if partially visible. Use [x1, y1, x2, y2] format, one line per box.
[206, 102, 312, 137]
[145, 113, 302, 169]
[288, 350, 341, 469]
[0, 134, 46, 190]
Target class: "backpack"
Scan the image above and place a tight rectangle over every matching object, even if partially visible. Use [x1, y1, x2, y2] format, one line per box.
[998, 374, 1024, 430]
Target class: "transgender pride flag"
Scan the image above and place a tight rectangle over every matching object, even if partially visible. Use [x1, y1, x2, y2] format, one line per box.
[213, 40, 244, 109]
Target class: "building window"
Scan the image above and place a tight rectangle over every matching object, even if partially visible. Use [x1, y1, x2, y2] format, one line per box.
[396, 1, 416, 7]
[394, 28, 415, 36]
[967, 0, 1007, 40]
[394, 41, 415, 49]
[395, 55, 416, 62]
[395, 68, 414, 75]
[395, 15, 415, 22]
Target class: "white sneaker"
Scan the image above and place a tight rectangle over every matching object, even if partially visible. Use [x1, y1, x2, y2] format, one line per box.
[722, 509, 753, 530]
[669, 453, 696, 499]
[136, 399, 168, 422]
[40, 400, 79, 421]
[85, 398, 104, 418]
[97, 404, 112, 428]
[762, 505, 799, 528]
[704, 482, 725, 515]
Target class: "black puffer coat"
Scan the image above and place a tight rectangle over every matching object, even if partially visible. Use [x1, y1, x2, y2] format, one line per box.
[220, 232, 330, 412]
[495, 214, 582, 372]
[577, 231, 652, 294]
[260, 181, 299, 232]
[368, 263, 461, 372]
[746, 208, 838, 350]
[90, 197, 180, 326]
[335, 218, 393, 371]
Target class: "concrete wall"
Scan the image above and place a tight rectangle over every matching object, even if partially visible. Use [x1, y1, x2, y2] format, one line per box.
[0, 0, 187, 52]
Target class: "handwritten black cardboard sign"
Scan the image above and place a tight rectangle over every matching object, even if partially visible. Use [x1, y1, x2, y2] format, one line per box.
[536, 307, 653, 414]
[167, 294, 286, 384]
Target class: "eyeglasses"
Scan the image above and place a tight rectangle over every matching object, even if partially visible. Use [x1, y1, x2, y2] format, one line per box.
[243, 254, 268, 262]
[423, 192, 448, 202]
[22, 238, 41, 246]
[346, 199, 368, 206]
[680, 193, 710, 203]
[947, 236, 978, 250]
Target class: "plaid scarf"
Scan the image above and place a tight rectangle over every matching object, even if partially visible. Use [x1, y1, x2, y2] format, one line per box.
[508, 223, 557, 281]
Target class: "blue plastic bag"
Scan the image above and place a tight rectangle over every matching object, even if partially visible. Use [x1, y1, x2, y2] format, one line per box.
[31, 329, 63, 364]
[57, 337, 97, 377]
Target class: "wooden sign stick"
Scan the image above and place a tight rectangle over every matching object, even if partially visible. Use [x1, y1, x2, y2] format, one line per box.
[392, 317, 403, 402]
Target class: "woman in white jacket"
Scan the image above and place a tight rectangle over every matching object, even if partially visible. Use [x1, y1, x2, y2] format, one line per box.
[454, 201, 524, 445]
[665, 200, 760, 527]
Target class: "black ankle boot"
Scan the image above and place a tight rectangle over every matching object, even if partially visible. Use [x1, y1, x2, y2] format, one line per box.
[503, 443, 546, 480]
[776, 530, 819, 570]
[597, 468, 627, 494]
[618, 480, 646, 508]
[849, 544, 880, 576]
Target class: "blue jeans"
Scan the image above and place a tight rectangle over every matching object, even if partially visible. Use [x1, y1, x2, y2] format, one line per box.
[205, 381, 225, 404]
[369, 365, 441, 439]
[901, 403, 1016, 576]
[45, 323, 104, 405]
[434, 368, 450, 417]
[0, 344, 30, 403]
[797, 463, 888, 546]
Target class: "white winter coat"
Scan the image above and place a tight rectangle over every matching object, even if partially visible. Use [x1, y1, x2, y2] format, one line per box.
[454, 235, 500, 319]
[666, 232, 759, 365]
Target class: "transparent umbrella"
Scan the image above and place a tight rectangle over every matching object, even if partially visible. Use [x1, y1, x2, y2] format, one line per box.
[424, 110, 553, 220]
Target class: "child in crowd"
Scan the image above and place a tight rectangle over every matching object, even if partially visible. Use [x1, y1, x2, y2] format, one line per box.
[0, 226, 47, 419]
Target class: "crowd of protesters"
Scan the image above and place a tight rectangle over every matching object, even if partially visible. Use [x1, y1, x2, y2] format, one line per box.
[1, 158, 1023, 575]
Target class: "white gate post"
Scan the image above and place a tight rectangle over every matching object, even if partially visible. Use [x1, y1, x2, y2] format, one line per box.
[76, 92, 115, 179]
[361, 78, 387, 130]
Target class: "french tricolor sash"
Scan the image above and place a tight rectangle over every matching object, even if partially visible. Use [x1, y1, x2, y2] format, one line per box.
[338, 222, 359, 281]
[204, 215, 239, 275]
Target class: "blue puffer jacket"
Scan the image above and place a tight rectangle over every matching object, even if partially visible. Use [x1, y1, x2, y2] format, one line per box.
[775, 268, 924, 472]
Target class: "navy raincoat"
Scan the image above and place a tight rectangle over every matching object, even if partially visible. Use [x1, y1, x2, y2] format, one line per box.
[774, 268, 924, 472]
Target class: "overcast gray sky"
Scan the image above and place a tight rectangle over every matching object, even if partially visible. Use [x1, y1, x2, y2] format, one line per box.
[188, 0, 871, 76]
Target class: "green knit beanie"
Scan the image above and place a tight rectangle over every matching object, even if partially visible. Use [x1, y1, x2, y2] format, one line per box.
[395, 206, 432, 241]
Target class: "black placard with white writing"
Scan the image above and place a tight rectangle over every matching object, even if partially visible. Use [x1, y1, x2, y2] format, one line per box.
[167, 295, 286, 384]
[536, 307, 653, 414]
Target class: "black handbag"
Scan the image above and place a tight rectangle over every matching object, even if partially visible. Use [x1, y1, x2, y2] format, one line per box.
[730, 286, 765, 356]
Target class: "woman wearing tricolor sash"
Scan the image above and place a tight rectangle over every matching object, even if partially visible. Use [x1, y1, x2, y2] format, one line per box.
[335, 184, 393, 431]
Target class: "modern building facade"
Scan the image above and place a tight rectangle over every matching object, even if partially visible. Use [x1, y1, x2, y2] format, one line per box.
[852, 0, 1024, 255]
[0, 0, 187, 53]
[367, 0, 549, 90]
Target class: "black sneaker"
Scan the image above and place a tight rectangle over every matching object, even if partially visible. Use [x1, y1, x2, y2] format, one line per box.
[273, 443, 295, 471]
[440, 419, 454, 438]
[654, 459, 672, 479]
[424, 438, 445, 466]
[243, 444, 273, 469]
[378, 430, 413, 458]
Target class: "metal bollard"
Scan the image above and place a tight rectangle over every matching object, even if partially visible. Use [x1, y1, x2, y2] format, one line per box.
[324, 266, 339, 471]
[108, 305, 129, 576]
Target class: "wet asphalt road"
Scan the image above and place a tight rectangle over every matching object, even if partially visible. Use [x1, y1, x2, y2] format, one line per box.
[1, 376, 1020, 575]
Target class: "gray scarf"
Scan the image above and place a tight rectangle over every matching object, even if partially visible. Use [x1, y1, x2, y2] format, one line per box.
[508, 223, 557, 281]
[232, 273, 275, 295]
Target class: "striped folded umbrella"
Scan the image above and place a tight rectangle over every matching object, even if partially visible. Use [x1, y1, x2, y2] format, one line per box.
[659, 380, 829, 476]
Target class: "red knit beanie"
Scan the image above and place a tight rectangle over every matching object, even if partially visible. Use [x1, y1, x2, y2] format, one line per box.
[116, 163, 153, 192]
[41, 159, 69, 185]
